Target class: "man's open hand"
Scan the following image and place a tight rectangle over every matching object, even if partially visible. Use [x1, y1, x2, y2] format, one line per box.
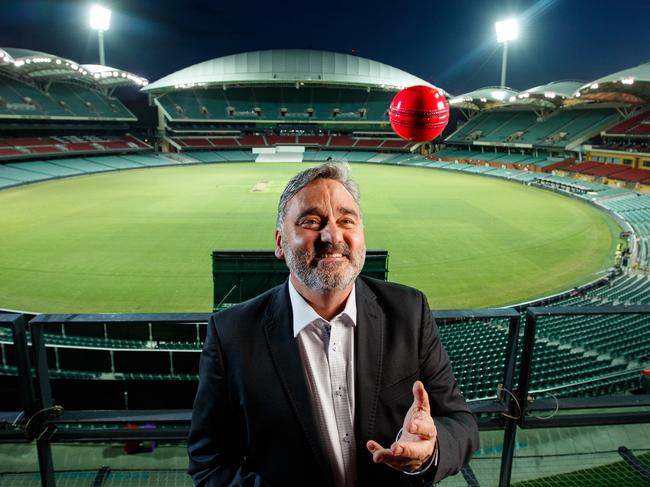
[366, 380, 437, 473]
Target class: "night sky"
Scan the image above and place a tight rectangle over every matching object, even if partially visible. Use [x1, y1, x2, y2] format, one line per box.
[2, 0, 649, 95]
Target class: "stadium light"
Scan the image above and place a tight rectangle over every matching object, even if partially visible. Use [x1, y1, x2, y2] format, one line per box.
[495, 18, 519, 88]
[89, 5, 111, 65]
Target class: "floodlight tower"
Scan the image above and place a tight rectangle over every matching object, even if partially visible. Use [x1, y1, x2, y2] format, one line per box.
[495, 18, 519, 88]
[89, 5, 112, 65]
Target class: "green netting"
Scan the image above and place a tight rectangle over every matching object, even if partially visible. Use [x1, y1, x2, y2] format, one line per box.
[0, 471, 193, 487]
[511, 450, 650, 487]
[1, 442, 649, 486]
[4, 452, 646, 487]
[437, 449, 650, 487]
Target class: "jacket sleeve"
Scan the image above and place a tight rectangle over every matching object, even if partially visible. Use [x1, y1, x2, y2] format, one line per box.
[187, 315, 273, 487]
[415, 293, 480, 486]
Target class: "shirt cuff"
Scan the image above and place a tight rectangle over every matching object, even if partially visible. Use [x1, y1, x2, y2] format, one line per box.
[395, 428, 439, 476]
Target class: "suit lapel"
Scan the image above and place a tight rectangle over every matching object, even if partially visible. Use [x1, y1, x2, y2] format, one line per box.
[263, 284, 334, 484]
[354, 278, 384, 446]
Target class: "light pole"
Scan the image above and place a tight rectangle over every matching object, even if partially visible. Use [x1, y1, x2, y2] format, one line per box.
[495, 19, 518, 88]
[89, 5, 112, 65]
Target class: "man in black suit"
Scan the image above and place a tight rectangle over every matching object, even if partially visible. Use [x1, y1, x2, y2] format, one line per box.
[188, 162, 478, 486]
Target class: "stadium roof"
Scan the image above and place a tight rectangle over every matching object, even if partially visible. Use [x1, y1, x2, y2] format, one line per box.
[448, 87, 519, 110]
[0, 48, 148, 88]
[508, 81, 586, 108]
[576, 61, 650, 104]
[142, 49, 441, 94]
[0, 48, 14, 66]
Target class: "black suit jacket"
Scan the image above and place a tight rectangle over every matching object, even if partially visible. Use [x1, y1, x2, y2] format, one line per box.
[188, 276, 478, 486]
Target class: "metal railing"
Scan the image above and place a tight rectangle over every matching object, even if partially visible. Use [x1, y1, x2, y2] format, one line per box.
[1, 307, 649, 486]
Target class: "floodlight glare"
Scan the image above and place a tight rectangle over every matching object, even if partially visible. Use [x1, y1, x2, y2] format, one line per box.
[90, 5, 111, 31]
[495, 18, 519, 87]
[89, 5, 111, 65]
[495, 19, 518, 43]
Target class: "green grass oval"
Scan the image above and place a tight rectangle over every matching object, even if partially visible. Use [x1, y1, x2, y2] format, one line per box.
[0, 162, 621, 312]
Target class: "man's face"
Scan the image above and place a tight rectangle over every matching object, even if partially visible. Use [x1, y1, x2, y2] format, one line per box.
[275, 178, 366, 291]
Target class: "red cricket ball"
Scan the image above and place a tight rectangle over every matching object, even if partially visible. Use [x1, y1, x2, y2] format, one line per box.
[389, 85, 450, 142]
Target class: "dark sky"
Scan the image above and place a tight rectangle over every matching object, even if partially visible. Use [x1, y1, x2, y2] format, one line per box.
[2, 0, 649, 95]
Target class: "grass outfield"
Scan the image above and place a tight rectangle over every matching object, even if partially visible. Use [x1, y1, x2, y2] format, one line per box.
[0, 162, 621, 313]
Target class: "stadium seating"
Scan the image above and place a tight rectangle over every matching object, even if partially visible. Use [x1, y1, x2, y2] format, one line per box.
[0, 153, 194, 188]
[171, 134, 408, 150]
[598, 141, 650, 153]
[569, 161, 628, 177]
[171, 137, 240, 149]
[608, 168, 650, 183]
[381, 139, 410, 149]
[266, 135, 297, 145]
[297, 135, 329, 145]
[430, 148, 565, 170]
[193, 89, 229, 118]
[0, 75, 135, 120]
[5, 289, 641, 403]
[354, 139, 382, 148]
[239, 134, 267, 146]
[0, 163, 53, 183]
[329, 136, 356, 147]
[447, 108, 621, 149]
[156, 86, 393, 122]
[167, 133, 412, 152]
[213, 150, 255, 162]
[606, 109, 650, 136]
[182, 151, 229, 163]
[565, 161, 601, 173]
[0, 134, 151, 161]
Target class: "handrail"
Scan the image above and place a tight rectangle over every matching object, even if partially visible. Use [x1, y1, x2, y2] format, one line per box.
[2, 306, 649, 487]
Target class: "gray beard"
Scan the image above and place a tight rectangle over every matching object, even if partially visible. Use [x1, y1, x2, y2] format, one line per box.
[282, 240, 365, 291]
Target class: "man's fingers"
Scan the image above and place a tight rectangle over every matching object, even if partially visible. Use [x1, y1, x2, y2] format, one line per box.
[367, 440, 382, 452]
[391, 439, 434, 461]
[407, 418, 437, 440]
[367, 440, 392, 464]
[412, 380, 430, 413]
[366, 382, 434, 471]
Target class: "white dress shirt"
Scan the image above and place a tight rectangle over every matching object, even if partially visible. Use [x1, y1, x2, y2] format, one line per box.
[289, 279, 357, 487]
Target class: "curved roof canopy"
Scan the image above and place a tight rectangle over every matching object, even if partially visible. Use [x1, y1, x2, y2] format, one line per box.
[83, 64, 149, 88]
[0, 48, 14, 66]
[508, 80, 586, 108]
[576, 62, 650, 104]
[143, 49, 439, 94]
[0, 48, 148, 88]
[448, 87, 519, 110]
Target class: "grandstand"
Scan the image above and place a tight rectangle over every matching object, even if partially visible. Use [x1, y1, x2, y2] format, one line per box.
[446, 105, 620, 150]
[442, 62, 650, 197]
[142, 49, 447, 154]
[0, 48, 151, 165]
[0, 49, 145, 121]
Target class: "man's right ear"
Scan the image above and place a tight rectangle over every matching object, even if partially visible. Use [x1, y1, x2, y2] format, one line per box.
[274, 229, 285, 259]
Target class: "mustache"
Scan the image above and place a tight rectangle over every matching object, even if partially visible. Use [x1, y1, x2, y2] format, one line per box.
[313, 243, 351, 259]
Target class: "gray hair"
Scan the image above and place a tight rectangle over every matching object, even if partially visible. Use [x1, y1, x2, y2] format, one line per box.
[276, 162, 360, 229]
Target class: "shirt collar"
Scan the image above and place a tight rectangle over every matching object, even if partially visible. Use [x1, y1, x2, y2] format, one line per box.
[288, 278, 357, 337]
